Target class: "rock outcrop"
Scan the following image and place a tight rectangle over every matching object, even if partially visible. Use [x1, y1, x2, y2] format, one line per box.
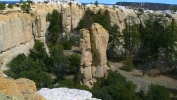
[80, 5, 140, 32]
[38, 88, 101, 100]
[0, 70, 45, 100]
[61, 4, 84, 33]
[0, 13, 33, 52]
[139, 12, 173, 28]
[79, 23, 109, 88]
[0, 12, 35, 70]
[0, 4, 59, 71]
[31, 4, 60, 37]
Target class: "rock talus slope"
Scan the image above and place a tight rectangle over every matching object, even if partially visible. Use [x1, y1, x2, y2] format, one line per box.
[79, 23, 109, 88]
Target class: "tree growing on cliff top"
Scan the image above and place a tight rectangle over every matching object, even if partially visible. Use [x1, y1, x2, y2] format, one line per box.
[20, 2, 31, 13]
[7, 4, 13, 9]
[94, 0, 98, 7]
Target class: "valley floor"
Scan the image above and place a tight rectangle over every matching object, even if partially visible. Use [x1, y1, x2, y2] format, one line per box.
[110, 61, 177, 99]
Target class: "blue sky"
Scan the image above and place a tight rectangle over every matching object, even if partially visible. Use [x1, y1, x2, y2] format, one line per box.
[78, 0, 176, 4]
[3, 0, 176, 4]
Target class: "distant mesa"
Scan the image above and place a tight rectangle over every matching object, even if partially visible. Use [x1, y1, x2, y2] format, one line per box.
[116, 2, 177, 10]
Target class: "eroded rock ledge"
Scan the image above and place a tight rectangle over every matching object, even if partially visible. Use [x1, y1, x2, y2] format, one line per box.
[0, 69, 45, 100]
[78, 23, 109, 88]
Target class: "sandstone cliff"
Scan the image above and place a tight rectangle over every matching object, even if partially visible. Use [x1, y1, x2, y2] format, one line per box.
[0, 4, 59, 71]
[61, 4, 84, 33]
[79, 23, 109, 88]
[0, 3, 176, 77]
[0, 12, 35, 70]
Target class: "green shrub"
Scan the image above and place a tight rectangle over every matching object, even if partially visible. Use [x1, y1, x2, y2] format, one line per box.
[7, 4, 13, 9]
[0, 2, 6, 10]
[107, 61, 111, 68]
[5, 54, 52, 89]
[20, 2, 31, 13]
[27, 0, 34, 4]
[94, 0, 98, 7]
[92, 70, 140, 100]
[4, 40, 53, 89]
[14, 4, 20, 7]
[68, 54, 81, 73]
[123, 58, 134, 71]
[146, 84, 170, 100]
[55, 79, 90, 91]
[44, 1, 49, 4]
[94, 14, 110, 32]
[69, 35, 79, 46]
[49, 44, 67, 79]
[58, 79, 75, 88]
[77, 19, 84, 31]
[60, 40, 72, 50]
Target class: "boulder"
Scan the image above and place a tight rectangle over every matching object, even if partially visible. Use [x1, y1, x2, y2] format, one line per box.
[38, 88, 101, 100]
[0, 77, 45, 100]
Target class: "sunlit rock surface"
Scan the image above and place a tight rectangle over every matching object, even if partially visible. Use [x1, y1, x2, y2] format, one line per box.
[38, 88, 101, 100]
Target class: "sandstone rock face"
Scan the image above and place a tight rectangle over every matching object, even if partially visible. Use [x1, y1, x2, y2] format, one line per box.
[31, 4, 60, 37]
[0, 4, 58, 71]
[79, 23, 109, 88]
[62, 4, 84, 33]
[0, 13, 33, 53]
[90, 23, 109, 78]
[139, 12, 174, 28]
[38, 88, 101, 100]
[0, 13, 34, 71]
[0, 58, 3, 77]
[0, 76, 45, 100]
[79, 29, 93, 87]
[106, 8, 126, 31]
[0, 40, 34, 71]
[81, 5, 139, 32]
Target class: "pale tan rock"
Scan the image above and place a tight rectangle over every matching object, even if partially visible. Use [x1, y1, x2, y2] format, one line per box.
[0, 13, 32, 53]
[0, 4, 58, 71]
[0, 56, 3, 67]
[0, 77, 45, 100]
[62, 4, 84, 33]
[31, 4, 60, 37]
[79, 29, 93, 87]
[106, 8, 126, 31]
[90, 23, 109, 78]
[0, 57, 3, 77]
[79, 23, 109, 88]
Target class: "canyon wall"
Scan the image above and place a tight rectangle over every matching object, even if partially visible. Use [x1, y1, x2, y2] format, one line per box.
[0, 4, 59, 71]
[0, 3, 176, 75]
